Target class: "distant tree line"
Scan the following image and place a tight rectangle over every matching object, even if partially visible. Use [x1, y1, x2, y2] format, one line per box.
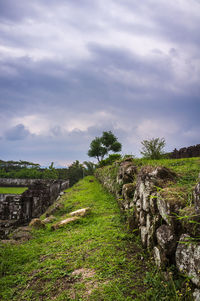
[0, 160, 95, 187]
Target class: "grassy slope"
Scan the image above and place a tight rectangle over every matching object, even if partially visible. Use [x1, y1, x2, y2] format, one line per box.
[0, 176, 182, 301]
[0, 187, 28, 194]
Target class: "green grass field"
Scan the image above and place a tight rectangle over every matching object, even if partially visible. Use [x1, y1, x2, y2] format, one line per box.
[0, 176, 191, 300]
[0, 187, 28, 194]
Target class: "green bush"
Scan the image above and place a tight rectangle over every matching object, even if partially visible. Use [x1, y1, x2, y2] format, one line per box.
[98, 154, 122, 167]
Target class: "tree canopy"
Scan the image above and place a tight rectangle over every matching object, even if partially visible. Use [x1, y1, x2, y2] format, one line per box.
[140, 137, 166, 159]
[88, 131, 122, 162]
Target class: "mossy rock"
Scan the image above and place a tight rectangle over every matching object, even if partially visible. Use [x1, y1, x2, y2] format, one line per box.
[159, 187, 188, 207]
[179, 206, 200, 237]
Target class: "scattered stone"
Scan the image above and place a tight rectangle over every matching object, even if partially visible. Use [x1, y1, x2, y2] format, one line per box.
[51, 216, 80, 230]
[176, 234, 200, 287]
[11, 227, 32, 241]
[0, 239, 17, 245]
[29, 218, 45, 229]
[43, 215, 56, 224]
[69, 208, 91, 217]
[156, 224, 177, 255]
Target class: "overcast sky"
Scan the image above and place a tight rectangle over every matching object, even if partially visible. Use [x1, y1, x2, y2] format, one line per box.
[0, 0, 199, 166]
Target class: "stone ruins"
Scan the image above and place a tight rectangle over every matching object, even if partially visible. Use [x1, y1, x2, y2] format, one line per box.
[0, 178, 69, 238]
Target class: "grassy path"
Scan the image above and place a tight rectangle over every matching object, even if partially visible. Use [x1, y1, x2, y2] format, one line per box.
[0, 177, 177, 300]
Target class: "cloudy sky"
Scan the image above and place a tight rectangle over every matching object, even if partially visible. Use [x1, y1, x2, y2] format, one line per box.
[0, 0, 199, 166]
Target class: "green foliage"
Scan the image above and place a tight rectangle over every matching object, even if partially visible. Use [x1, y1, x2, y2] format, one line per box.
[87, 137, 107, 162]
[143, 267, 193, 300]
[88, 131, 122, 162]
[0, 160, 40, 171]
[140, 137, 166, 159]
[0, 159, 59, 180]
[83, 161, 96, 175]
[101, 131, 122, 153]
[66, 160, 84, 186]
[98, 154, 122, 167]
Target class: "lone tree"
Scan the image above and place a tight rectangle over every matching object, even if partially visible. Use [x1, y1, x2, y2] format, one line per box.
[140, 137, 166, 159]
[88, 131, 122, 162]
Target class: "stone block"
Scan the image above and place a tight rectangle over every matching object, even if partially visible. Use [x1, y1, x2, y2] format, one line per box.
[29, 218, 46, 229]
[156, 224, 177, 255]
[194, 182, 200, 214]
[51, 216, 80, 230]
[176, 234, 200, 287]
[153, 246, 168, 268]
[69, 208, 91, 217]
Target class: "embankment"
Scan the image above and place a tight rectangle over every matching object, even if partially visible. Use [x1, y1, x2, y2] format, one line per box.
[95, 158, 200, 296]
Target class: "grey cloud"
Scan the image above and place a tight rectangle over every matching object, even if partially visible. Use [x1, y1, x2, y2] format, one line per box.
[5, 124, 31, 141]
[0, 0, 38, 22]
[0, 0, 199, 165]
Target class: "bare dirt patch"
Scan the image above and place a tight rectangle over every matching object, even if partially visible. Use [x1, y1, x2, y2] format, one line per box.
[69, 268, 98, 300]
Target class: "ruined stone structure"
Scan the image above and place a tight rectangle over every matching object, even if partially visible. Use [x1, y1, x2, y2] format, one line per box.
[95, 160, 200, 295]
[171, 144, 200, 159]
[0, 179, 69, 238]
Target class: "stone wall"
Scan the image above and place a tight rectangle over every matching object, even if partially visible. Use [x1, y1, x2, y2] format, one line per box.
[171, 144, 200, 159]
[0, 179, 69, 238]
[95, 160, 200, 292]
[0, 178, 57, 187]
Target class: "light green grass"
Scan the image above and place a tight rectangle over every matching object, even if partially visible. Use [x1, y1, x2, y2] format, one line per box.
[0, 187, 28, 194]
[0, 177, 191, 300]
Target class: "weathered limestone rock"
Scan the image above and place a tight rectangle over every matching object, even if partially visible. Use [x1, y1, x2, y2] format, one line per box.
[179, 206, 200, 237]
[122, 183, 136, 210]
[117, 160, 137, 186]
[157, 187, 186, 228]
[132, 166, 177, 249]
[153, 245, 168, 268]
[149, 192, 158, 215]
[69, 208, 91, 217]
[156, 224, 177, 255]
[193, 289, 200, 301]
[139, 211, 146, 226]
[176, 234, 200, 287]
[51, 216, 80, 230]
[134, 166, 176, 215]
[146, 215, 160, 249]
[29, 218, 45, 229]
[194, 181, 200, 214]
[43, 215, 56, 224]
[11, 226, 32, 241]
[122, 183, 136, 200]
[140, 226, 148, 247]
